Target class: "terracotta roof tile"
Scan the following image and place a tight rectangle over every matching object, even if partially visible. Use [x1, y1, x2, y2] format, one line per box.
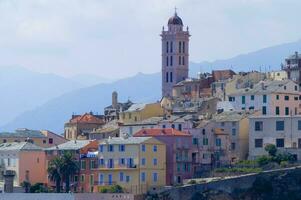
[134, 128, 191, 137]
[70, 113, 104, 124]
[212, 70, 236, 81]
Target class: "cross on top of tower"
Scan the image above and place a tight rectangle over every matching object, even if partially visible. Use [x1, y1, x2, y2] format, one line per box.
[174, 7, 177, 15]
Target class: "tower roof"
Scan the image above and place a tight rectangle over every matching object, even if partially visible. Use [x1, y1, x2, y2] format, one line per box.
[168, 11, 183, 26]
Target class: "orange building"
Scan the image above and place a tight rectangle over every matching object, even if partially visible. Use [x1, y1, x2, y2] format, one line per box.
[64, 113, 105, 140]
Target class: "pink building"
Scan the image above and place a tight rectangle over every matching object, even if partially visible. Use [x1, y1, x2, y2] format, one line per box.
[0, 142, 47, 186]
[134, 128, 193, 185]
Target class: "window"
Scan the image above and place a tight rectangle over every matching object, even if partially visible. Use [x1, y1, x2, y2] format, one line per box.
[141, 172, 146, 182]
[231, 143, 236, 150]
[295, 85, 298, 91]
[152, 172, 158, 182]
[2, 139, 6, 143]
[295, 96, 299, 101]
[170, 72, 173, 82]
[203, 138, 208, 145]
[127, 158, 134, 168]
[170, 41, 173, 53]
[232, 122, 236, 126]
[262, 106, 267, 115]
[183, 41, 185, 53]
[255, 121, 263, 131]
[119, 172, 124, 182]
[251, 95, 255, 100]
[126, 176, 130, 183]
[141, 144, 146, 152]
[276, 95, 279, 100]
[285, 107, 289, 115]
[108, 174, 113, 185]
[170, 56, 173, 66]
[141, 158, 146, 166]
[263, 95, 267, 103]
[242, 96, 246, 104]
[166, 41, 169, 53]
[177, 163, 181, 172]
[285, 96, 289, 101]
[171, 124, 175, 129]
[81, 174, 85, 182]
[178, 56, 181, 65]
[153, 145, 157, 152]
[90, 160, 96, 169]
[276, 138, 284, 148]
[119, 158, 125, 166]
[178, 124, 182, 131]
[49, 138, 53, 144]
[298, 120, 301, 130]
[81, 160, 86, 170]
[193, 138, 198, 145]
[276, 121, 285, 131]
[182, 56, 185, 65]
[284, 86, 287, 90]
[216, 138, 221, 147]
[119, 144, 125, 152]
[232, 128, 236, 136]
[202, 129, 206, 135]
[99, 159, 104, 166]
[129, 113, 132, 119]
[89, 175, 94, 185]
[179, 41, 182, 53]
[166, 57, 169, 66]
[221, 122, 225, 127]
[255, 139, 263, 148]
[229, 96, 235, 102]
[74, 175, 78, 182]
[108, 159, 114, 168]
[43, 140, 46, 144]
[153, 158, 157, 166]
[276, 107, 280, 115]
[108, 145, 114, 152]
[98, 174, 103, 184]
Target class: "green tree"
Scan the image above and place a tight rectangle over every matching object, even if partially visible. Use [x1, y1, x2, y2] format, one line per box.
[61, 152, 79, 193]
[265, 144, 277, 157]
[47, 157, 63, 193]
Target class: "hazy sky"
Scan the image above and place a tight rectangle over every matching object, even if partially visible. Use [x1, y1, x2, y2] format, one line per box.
[0, 0, 301, 79]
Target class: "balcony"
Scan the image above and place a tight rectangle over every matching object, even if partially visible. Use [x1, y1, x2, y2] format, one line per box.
[98, 164, 137, 170]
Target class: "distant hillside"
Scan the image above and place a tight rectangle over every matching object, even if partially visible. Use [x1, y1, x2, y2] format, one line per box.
[0, 66, 85, 126]
[189, 40, 301, 77]
[1, 72, 161, 133]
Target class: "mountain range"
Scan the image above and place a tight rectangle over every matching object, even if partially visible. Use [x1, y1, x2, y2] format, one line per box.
[1, 40, 301, 133]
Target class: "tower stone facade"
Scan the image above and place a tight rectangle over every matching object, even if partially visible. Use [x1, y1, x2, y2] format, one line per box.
[161, 11, 190, 97]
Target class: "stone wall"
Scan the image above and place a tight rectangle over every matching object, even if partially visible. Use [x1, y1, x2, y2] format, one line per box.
[152, 167, 301, 200]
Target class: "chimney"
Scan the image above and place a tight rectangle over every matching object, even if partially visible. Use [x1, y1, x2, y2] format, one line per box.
[112, 91, 118, 109]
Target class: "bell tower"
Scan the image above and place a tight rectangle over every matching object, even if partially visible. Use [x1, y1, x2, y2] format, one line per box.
[161, 9, 190, 97]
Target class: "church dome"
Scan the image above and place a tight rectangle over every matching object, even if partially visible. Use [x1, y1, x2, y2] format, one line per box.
[168, 12, 183, 26]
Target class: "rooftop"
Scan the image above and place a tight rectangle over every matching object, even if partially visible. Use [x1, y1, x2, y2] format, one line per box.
[0, 129, 46, 138]
[99, 136, 153, 145]
[229, 80, 299, 96]
[0, 142, 43, 151]
[122, 117, 164, 126]
[213, 111, 249, 122]
[134, 128, 191, 137]
[69, 113, 104, 124]
[46, 140, 93, 151]
[124, 103, 146, 112]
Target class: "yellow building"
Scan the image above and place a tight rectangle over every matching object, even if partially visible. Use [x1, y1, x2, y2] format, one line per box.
[97, 136, 166, 194]
[119, 103, 164, 124]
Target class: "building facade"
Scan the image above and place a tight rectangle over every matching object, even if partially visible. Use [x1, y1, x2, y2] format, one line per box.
[249, 115, 301, 160]
[161, 11, 190, 97]
[228, 80, 301, 116]
[97, 137, 166, 194]
[134, 128, 192, 185]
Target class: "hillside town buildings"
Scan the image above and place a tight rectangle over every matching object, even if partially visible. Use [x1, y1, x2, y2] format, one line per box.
[3, 10, 301, 197]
